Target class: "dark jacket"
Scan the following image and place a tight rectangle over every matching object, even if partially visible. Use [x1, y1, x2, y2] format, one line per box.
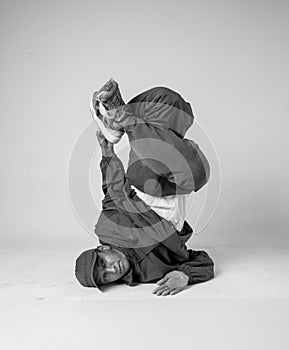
[94, 155, 214, 286]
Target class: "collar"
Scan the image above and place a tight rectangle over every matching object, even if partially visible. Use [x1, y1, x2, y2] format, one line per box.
[113, 246, 140, 286]
[120, 267, 137, 286]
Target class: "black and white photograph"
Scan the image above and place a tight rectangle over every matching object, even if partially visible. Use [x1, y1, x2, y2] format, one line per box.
[1, 0, 288, 349]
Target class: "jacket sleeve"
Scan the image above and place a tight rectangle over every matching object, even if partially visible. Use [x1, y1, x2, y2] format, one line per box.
[96, 155, 178, 248]
[100, 155, 130, 206]
[177, 250, 214, 284]
[100, 154, 166, 222]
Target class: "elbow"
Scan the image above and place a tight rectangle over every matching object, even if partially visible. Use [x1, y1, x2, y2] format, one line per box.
[202, 251, 215, 282]
[206, 252, 215, 281]
[206, 254, 215, 281]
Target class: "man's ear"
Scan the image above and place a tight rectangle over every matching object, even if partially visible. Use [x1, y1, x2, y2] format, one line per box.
[96, 245, 111, 251]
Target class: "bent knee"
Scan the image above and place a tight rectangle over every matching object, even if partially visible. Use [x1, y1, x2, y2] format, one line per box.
[149, 86, 182, 101]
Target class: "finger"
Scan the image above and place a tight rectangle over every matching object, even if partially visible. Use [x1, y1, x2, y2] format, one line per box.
[96, 132, 105, 144]
[153, 285, 167, 294]
[170, 288, 182, 296]
[153, 285, 170, 295]
[157, 276, 169, 285]
[156, 288, 169, 296]
[160, 289, 172, 297]
[95, 132, 103, 142]
[96, 129, 104, 136]
[154, 282, 171, 292]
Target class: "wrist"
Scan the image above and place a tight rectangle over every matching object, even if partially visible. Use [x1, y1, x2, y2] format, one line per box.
[101, 148, 115, 157]
[178, 271, 189, 285]
[101, 144, 115, 157]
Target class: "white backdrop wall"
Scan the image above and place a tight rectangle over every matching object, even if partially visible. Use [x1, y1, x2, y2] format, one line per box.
[0, 0, 288, 248]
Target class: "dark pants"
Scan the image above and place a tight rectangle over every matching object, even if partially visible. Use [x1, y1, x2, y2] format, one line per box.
[125, 86, 210, 197]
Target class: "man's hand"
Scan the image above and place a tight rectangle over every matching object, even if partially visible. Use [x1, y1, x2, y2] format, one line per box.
[96, 130, 115, 157]
[152, 271, 189, 296]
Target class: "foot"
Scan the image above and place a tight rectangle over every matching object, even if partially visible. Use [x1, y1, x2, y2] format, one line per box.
[94, 78, 127, 131]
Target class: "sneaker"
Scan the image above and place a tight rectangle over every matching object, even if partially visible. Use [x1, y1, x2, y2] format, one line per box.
[90, 91, 124, 144]
[96, 78, 125, 109]
[95, 78, 128, 122]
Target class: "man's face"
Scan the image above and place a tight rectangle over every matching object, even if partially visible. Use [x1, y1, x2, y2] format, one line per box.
[94, 246, 130, 286]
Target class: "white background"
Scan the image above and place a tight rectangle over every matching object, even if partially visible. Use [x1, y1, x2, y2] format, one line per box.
[1, 0, 288, 248]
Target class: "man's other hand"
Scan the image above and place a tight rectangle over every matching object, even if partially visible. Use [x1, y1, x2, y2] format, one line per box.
[153, 271, 189, 296]
[96, 131, 115, 157]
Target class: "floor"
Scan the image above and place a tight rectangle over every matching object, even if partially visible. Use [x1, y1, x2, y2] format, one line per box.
[1, 240, 289, 349]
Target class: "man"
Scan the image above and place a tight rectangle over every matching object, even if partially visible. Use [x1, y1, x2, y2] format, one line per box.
[75, 130, 214, 296]
[90, 79, 210, 198]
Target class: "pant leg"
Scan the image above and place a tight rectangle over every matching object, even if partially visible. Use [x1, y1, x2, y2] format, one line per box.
[125, 86, 210, 196]
[127, 86, 194, 138]
[126, 123, 210, 196]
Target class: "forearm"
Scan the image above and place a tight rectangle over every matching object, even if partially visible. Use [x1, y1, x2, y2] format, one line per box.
[100, 154, 127, 199]
[99, 139, 119, 199]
